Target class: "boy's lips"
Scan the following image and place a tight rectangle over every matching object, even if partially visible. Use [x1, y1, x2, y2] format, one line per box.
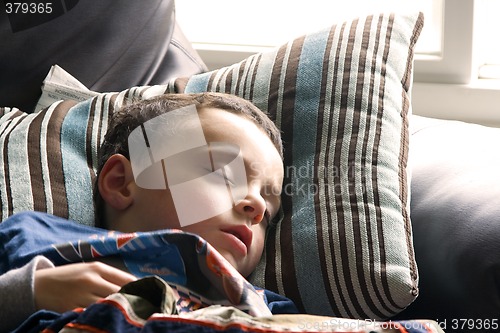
[221, 225, 253, 256]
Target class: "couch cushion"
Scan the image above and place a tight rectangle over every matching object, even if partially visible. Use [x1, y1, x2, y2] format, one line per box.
[0, 11, 423, 319]
[0, 0, 206, 112]
[396, 115, 500, 321]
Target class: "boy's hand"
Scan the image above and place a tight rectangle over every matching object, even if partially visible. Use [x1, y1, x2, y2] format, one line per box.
[34, 261, 137, 313]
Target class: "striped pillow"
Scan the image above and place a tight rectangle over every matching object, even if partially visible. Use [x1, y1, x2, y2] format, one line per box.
[0, 90, 146, 224]
[175, 12, 423, 319]
[0, 100, 101, 224]
[0, 11, 423, 320]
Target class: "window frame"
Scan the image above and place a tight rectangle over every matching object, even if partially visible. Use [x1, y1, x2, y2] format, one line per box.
[413, 0, 475, 84]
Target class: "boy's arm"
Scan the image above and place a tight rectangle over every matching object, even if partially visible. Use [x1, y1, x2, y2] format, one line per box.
[34, 261, 137, 313]
[0, 256, 54, 333]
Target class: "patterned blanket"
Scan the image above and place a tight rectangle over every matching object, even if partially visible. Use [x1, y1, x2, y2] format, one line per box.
[1, 212, 444, 332]
[17, 276, 444, 333]
[0, 211, 273, 317]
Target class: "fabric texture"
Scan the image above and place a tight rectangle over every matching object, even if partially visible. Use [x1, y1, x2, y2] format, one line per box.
[15, 276, 445, 333]
[0, 11, 423, 319]
[0, 100, 100, 224]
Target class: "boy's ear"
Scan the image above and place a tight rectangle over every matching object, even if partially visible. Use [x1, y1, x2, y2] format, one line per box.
[98, 154, 135, 211]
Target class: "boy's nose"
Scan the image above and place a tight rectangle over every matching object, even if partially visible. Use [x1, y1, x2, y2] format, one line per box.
[243, 206, 264, 224]
[235, 191, 266, 224]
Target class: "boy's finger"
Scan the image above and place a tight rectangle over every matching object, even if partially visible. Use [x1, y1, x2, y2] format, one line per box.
[89, 278, 124, 299]
[91, 262, 137, 286]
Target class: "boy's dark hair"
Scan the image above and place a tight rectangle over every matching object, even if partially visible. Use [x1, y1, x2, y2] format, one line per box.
[93, 92, 283, 228]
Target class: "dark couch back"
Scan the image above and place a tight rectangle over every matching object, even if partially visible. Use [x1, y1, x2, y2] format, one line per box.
[0, 0, 207, 112]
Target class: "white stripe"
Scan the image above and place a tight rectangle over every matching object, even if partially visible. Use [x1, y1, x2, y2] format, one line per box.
[7, 113, 35, 215]
[0, 114, 25, 219]
[40, 102, 61, 214]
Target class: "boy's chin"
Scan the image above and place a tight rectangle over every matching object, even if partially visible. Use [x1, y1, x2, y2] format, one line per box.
[217, 249, 239, 269]
[216, 249, 252, 277]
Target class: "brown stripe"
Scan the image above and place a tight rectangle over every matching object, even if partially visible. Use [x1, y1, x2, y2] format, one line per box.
[207, 71, 217, 92]
[28, 109, 47, 212]
[173, 77, 189, 93]
[281, 38, 303, 124]
[47, 100, 75, 218]
[262, 216, 279, 285]
[266, 44, 287, 121]
[247, 54, 261, 102]
[241, 57, 254, 100]
[224, 67, 234, 94]
[234, 59, 246, 96]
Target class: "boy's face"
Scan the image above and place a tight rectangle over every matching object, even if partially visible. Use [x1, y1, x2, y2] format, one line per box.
[127, 107, 284, 277]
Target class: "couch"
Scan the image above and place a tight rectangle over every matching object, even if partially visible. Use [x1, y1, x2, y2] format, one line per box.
[394, 115, 500, 327]
[0, 0, 207, 113]
[1, 1, 497, 332]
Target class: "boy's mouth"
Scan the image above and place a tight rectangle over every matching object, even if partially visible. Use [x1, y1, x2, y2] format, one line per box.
[221, 225, 253, 256]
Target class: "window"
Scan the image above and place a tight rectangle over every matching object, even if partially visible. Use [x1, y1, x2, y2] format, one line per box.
[176, 0, 500, 126]
[177, 0, 439, 51]
[477, 0, 500, 80]
[176, 0, 443, 72]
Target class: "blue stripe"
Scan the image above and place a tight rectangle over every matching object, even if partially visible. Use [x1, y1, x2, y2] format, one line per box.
[251, 52, 276, 111]
[184, 72, 212, 93]
[61, 100, 95, 226]
[291, 29, 331, 314]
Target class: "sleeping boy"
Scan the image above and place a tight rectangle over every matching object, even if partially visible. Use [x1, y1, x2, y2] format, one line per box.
[0, 92, 296, 331]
